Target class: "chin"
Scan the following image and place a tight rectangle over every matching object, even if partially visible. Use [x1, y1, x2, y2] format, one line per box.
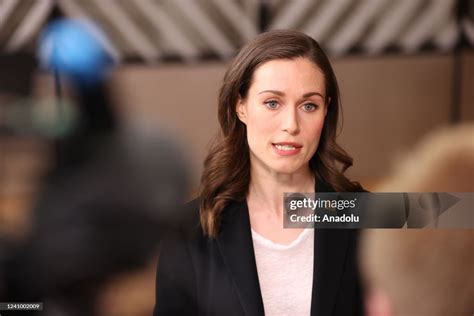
[269, 162, 305, 175]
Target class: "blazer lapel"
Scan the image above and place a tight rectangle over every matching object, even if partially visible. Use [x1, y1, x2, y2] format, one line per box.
[216, 201, 264, 316]
[311, 180, 351, 316]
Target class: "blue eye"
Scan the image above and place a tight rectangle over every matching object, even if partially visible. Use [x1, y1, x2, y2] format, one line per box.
[302, 103, 317, 112]
[264, 100, 279, 110]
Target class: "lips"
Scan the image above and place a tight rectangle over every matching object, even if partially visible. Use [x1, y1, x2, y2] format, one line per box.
[272, 142, 303, 150]
[272, 142, 303, 155]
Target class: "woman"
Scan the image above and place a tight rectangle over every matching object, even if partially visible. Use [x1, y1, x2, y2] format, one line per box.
[155, 30, 364, 316]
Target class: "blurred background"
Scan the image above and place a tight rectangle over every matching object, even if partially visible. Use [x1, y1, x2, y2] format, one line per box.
[0, 0, 473, 315]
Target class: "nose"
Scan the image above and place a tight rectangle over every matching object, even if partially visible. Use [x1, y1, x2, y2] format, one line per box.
[281, 106, 300, 135]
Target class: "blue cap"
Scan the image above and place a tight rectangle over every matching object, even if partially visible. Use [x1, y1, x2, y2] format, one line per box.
[39, 18, 115, 86]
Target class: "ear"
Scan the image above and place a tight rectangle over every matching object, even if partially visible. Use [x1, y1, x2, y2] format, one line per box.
[236, 96, 248, 125]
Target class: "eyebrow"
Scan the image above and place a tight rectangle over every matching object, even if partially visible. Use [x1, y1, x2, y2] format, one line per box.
[258, 89, 325, 100]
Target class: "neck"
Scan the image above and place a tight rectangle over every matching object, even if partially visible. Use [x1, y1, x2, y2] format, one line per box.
[247, 164, 315, 216]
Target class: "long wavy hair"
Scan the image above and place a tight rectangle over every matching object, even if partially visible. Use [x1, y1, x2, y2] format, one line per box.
[200, 30, 364, 237]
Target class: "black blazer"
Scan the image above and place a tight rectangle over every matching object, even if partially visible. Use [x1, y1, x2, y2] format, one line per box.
[154, 182, 364, 316]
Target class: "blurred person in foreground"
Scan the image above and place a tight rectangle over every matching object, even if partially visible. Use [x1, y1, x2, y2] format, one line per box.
[155, 30, 365, 315]
[2, 19, 189, 316]
[360, 124, 474, 316]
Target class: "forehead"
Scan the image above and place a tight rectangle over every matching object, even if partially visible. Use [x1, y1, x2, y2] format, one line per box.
[249, 57, 325, 94]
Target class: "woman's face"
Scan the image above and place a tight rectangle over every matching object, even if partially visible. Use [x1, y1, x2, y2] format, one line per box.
[237, 57, 327, 176]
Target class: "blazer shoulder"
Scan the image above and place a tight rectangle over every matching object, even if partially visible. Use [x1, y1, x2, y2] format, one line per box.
[176, 198, 210, 245]
[181, 198, 245, 237]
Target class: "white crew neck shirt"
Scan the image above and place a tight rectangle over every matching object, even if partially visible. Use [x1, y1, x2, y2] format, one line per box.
[251, 228, 314, 316]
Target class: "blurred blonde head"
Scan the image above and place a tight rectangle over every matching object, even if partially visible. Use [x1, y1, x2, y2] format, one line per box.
[360, 230, 474, 316]
[377, 124, 474, 192]
[362, 124, 474, 315]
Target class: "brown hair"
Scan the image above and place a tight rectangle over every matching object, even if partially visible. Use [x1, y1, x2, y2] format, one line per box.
[200, 30, 363, 236]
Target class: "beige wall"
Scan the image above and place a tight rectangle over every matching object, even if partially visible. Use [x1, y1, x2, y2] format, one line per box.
[110, 52, 473, 188]
[111, 63, 224, 184]
[334, 54, 453, 182]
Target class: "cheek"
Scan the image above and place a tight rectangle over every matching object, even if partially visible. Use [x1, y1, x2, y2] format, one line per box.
[245, 110, 276, 147]
[246, 121, 273, 151]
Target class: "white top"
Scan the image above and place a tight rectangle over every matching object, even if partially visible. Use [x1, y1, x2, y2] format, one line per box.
[251, 228, 314, 316]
